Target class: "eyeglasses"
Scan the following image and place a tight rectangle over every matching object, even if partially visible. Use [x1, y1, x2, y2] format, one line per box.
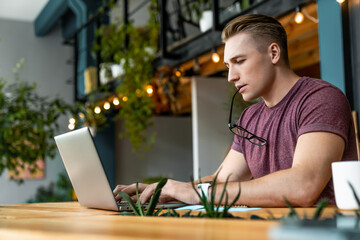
[228, 89, 267, 146]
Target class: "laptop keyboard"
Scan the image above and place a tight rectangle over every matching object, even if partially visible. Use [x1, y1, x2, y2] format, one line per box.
[118, 202, 130, 206]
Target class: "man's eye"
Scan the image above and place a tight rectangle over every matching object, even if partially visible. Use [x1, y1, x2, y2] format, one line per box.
[236, 59, 244, 64]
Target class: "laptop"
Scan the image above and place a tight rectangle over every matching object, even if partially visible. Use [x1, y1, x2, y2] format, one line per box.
[54, 127, 185, 211]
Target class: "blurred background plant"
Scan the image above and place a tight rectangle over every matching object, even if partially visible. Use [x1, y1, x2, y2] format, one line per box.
[92, 0, 159, 152]
[0, 58, 103, 183]
[27, 172, 74, 203]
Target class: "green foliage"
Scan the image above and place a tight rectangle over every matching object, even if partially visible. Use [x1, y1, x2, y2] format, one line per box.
[27, 172, 73, 203]
[118, 174, 241, 218]
[312, 199, 328, 220]
[191, 173, 241, 218]
[0, 60, 84, 183]
[348, 181, 360, 217]
[283, 198, 328, 220]
[92, 0, 159, 152]
[117, 178, 168, 216]
[76, 100, 108, 130]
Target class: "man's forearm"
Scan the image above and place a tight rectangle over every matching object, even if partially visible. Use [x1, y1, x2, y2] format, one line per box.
[192, 175, 214, 185]
[211, 167, 328, 207]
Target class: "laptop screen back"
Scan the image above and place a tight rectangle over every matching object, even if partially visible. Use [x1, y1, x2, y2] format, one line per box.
[54, 127, 119, 211]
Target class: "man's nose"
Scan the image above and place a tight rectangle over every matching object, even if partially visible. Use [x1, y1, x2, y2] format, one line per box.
[227, 67, 239, 83]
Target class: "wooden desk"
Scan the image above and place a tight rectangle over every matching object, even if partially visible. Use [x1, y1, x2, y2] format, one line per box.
[0, 202, 338, 240]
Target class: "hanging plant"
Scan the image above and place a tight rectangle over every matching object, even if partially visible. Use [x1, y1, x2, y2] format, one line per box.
[93, 0, 159, 152]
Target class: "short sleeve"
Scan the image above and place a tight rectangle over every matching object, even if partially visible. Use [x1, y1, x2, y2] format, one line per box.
[231, 134, 243, 153]
[297, 86, 352, 146]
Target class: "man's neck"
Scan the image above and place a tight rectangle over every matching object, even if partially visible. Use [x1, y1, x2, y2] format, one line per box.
[262, 68, 300, 108]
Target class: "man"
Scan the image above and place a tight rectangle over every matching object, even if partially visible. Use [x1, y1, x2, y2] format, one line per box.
[113, 14, 357, 207]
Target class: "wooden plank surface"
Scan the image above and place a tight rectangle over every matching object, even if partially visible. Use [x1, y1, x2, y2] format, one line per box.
[0, 202, 341, 240]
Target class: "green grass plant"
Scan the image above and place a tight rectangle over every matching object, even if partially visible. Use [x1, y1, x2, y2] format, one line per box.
[283, 198, 328, 220]
[191, 173, 241, 218]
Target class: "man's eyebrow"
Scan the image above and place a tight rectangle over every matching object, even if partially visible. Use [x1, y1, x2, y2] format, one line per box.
[224, 54, 246, 65]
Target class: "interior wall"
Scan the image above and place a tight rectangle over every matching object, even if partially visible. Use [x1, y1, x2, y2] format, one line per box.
[115, 116, 193, 185]
[0, 19, 73, 204]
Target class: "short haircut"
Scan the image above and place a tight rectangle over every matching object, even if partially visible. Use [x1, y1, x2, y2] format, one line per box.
[222, 14, 289, 66]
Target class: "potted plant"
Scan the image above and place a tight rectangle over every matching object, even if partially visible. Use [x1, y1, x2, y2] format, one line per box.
[189, 0, 212, 32]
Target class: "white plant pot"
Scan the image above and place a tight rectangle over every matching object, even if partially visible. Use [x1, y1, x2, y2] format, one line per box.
[199, 10, 213, 32]
[99, 63, 113, 85]
[99, 62, 125, 85]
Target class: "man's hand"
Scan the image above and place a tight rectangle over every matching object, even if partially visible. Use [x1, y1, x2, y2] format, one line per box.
[113, 183, 149, 202]
[113, 180, 201, 205]
[139, 179, 201, 205]
[114, 180, 202, 205]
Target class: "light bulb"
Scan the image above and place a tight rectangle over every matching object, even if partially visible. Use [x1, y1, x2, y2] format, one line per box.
[146, 85, 153, 95]
[295, 12, 304, 24]
[113, 97, 120, 106]
[295, 6, 304, 24]
[103, 101, 110, 110]
[69, 117, 75, 124]
[336, 0, 345, 3]
[122, 96, 128, 102]
[175, 69, 181, 77]
[212, 52, 220, 63]
[68, 123, 75, 130]
[78, 112, 85, 119]
[94, 106, 101, 114]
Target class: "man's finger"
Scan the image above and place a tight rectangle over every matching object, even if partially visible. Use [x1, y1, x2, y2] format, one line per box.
[139, 184, 156, 204]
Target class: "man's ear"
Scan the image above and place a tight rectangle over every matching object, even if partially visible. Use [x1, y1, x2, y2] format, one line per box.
[268, 43, 281, 64]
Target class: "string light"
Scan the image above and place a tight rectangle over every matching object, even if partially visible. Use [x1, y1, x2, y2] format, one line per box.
[78, 112, 85, 119]
[211, 50, 220, 63]
[68, 123, 75, 130]
[146, 85, 153, 96]
[113, 97, 120, 106]
[122, 96, 128, 102]
[103, 101, 110, 110]
[175, 68, 182, 77]
[94, 106, 101, 114]
[336, 0, 345, 3]
[294, 6, 304, 24]
[68, 117, 75, 130]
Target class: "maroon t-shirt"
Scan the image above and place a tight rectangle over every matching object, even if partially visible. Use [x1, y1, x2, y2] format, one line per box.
[231, 76, 357, 205]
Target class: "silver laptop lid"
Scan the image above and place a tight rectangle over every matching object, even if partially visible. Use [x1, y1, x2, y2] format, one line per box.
[54, 127, 119, 211]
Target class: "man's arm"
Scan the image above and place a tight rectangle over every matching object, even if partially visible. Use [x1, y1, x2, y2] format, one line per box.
[137, 148, 252, 204]
[212, 132, 345, 207]
[194, 148, 253, 184]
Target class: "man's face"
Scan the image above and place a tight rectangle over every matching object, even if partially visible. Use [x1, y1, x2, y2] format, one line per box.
[224, 32, 275, 102]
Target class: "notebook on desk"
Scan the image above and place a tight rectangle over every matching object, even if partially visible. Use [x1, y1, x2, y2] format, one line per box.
[54, 127, 185, 211]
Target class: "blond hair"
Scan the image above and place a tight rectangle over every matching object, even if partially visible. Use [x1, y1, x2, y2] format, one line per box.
[222, 14, 289, 66]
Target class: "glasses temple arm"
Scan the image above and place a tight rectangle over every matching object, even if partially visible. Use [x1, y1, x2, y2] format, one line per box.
[228, 89, 239, 127]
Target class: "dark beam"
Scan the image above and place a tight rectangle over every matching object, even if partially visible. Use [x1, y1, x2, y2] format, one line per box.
[212, 0, 219, 31]
[123, 0, 129, 49]
[341, 0, 354, 109]
[160, 0, 168, 58]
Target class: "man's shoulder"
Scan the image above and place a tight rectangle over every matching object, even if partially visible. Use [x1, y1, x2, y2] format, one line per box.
[299, 76, 343, 93]
[299, 77, 347, 101]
